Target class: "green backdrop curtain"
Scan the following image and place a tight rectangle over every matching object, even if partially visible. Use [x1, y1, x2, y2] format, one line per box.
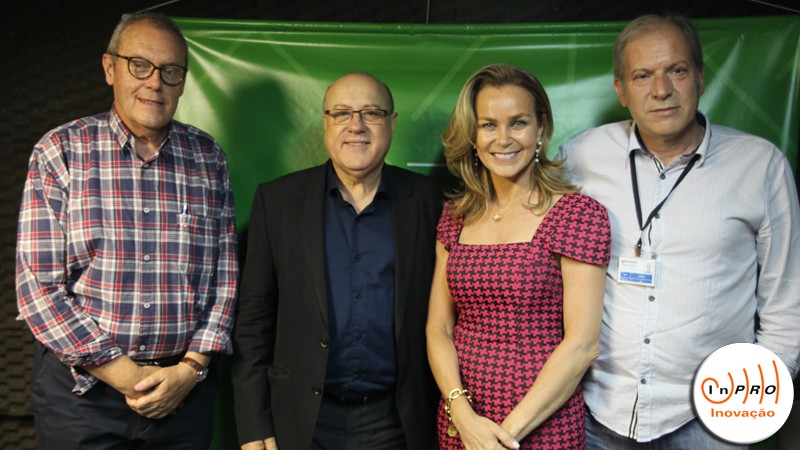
[171, 16, 800, 449]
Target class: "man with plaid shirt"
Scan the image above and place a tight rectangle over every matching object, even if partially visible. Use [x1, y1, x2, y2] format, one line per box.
[15, 11, 237, 449]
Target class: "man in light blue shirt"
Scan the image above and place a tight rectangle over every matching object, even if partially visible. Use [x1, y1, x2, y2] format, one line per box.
[559, 14, 800, 449]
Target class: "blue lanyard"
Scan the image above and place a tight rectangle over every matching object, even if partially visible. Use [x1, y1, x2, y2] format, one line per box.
[629, 151, 700, 256]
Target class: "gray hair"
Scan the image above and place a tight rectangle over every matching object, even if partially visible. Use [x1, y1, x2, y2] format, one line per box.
[107, 12, 188, 66]
[613, 14, 703, 84]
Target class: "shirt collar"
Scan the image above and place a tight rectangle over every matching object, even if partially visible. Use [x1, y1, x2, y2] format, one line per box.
[108, 104, 174, 159]
[324, 160, 390, 199]
[628, 112, 711, 167]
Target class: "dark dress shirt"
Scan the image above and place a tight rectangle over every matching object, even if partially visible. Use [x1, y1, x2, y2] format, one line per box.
[323, 163, 397, 398]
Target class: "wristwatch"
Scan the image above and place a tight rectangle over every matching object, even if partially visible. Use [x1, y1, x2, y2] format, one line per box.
[180, 356, 209, 383]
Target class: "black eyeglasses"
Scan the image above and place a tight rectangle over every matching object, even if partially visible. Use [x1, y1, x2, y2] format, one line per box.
[109, 53, 187, 86]
[324, 108, 393, 124]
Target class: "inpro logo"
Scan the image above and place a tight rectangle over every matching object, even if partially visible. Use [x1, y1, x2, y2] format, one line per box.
[692, 343, 794, 444]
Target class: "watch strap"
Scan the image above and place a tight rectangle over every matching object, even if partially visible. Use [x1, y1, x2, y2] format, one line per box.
[180, 356, 205, 373]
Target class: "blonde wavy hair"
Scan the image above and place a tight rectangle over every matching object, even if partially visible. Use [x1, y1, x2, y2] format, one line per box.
[442, 63, 578, 222]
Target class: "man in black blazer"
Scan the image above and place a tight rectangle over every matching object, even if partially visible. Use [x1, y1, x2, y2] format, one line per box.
[231, 72, 442, 450]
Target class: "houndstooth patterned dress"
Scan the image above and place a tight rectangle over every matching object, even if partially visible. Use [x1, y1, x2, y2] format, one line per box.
[436, 194, 610, 449]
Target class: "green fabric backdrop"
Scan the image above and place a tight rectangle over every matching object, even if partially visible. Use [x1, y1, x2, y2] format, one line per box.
[171, 16, 799, 449]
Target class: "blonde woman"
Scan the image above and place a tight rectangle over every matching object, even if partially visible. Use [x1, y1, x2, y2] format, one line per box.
[426, 64, 610, 450]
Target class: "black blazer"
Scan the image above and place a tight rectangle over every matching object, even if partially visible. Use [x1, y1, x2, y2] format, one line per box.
[231, 163, 443, 450]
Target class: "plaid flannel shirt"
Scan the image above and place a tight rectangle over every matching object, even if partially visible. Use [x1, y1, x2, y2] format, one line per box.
[16, 107, 238, 394]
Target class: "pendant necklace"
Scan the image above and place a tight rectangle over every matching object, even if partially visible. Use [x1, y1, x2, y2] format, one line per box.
[491, 188, 534, 223]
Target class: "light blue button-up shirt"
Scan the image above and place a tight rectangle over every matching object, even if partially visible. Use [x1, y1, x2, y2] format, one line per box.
[558, 113, 800, 442]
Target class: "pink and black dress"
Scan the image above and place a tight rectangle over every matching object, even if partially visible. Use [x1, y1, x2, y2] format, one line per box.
[436, 193, 611, 449]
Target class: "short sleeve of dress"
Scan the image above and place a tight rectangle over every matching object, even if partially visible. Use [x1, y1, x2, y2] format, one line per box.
[436, 201, 462, 252]
[546, 194, 611, 266]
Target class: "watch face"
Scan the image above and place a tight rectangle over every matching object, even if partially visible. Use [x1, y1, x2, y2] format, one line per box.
[197, 367, 209, 383]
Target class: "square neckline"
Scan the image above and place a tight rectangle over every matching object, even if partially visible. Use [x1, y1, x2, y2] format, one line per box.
[455, 194, 569, 247]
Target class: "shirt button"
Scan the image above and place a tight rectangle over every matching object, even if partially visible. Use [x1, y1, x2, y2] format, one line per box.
[144, 302, 151, 309]
[139, 345, 146, 351]
[644, 337, 651, 344]
[654, 213, 660, 219]
[659, 173, 666, 180]
[143, 207, 151, 214]
[143, 255, 151, 262]
[641, 378, 647, 384]
[648, 296, 655, 302]
[355, 293, 362, 299]
[143, 163, 149, 168]
[355, 254, 362, 260]
[650, 253, 657, 259]
[356, 335, 362, 341]
[319, 338, 329, 348]
[312, 387, 321, 395]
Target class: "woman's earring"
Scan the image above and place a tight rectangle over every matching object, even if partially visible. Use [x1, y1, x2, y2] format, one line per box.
[473, 148, 479, 168]
[534, 141, 542, 164]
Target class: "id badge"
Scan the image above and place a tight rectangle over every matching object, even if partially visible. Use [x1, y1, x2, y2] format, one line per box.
[617, 257, 656, 286]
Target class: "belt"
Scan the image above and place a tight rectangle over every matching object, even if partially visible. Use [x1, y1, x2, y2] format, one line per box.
[323, 390, 391, 405]
[133, 353, 184, 367]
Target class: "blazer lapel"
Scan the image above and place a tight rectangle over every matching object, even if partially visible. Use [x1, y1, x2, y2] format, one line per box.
[295, 164, 330, 328]
[389, 168, 418, 337]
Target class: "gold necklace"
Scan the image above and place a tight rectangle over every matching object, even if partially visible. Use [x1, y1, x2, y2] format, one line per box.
[490, 188, 534, 222]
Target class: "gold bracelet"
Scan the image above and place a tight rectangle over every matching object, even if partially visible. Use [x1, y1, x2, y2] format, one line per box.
[444, 388, 473, 437]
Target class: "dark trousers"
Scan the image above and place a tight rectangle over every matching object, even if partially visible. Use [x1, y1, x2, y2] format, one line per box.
[311, 394, 406, 450]
[30, 342, 216, 450]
